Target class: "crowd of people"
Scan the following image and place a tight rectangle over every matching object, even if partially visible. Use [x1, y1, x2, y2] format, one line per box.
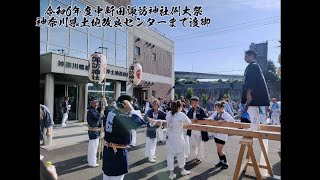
[85, 92, 282, 180]
[85, 94, 239, 180]
[39, 50, 281, 180]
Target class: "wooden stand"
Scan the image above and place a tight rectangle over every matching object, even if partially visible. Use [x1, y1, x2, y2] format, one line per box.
[233, 137, 274, 180]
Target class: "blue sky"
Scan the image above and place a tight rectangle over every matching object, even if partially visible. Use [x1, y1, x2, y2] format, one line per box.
[132, 0, 281, 75]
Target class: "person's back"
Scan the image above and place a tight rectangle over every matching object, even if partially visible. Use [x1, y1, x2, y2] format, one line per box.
[40, 104, 53, 145]
[167, 112, 190, 135]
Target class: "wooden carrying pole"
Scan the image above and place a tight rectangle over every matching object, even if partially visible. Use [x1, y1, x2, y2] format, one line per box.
[183, 124, 280, 141]
[194, 120, 280, 132]
[97, 70, 107, 164]
[153, 121, 280, 140]
[153, 120, 280, 133]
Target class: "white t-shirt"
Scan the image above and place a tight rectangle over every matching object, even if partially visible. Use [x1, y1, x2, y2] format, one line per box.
[208, 111, 235, 142]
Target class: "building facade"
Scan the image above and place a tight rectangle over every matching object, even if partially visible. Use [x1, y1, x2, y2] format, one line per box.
[40, 0, 174, 123]
[249, 41, 268, 72]
[132, 27, 175, 107]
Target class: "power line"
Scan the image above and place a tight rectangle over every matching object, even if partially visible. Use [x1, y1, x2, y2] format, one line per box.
[171, 16, 280, 39]
[175, 38, 279, 55]
[175, 20, 279, 41]
[176, 44, 247, 55]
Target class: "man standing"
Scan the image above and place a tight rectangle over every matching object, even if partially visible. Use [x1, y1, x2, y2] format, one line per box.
[270, 98, 280, 125]
[130, 97, 140, 147]
[61, 96, 70, 127]
[186, 96, 209, 163]
[144, 97, 151, 113]
[144, 99, 166, 162]
[102, 95, 147, 180]
[87, 100, 105, 167]
[184, 99, 192, 114]
[206, 98, 214, 113]
[241, 50, 270, 130]
[222, 96, 234, 117]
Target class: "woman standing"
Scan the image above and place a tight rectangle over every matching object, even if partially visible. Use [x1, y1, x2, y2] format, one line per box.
[166, 100, 192, 179]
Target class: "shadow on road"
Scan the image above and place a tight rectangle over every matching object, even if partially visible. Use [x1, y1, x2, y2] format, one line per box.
[184, 158, 201, 170]
[53, 132, 88, 140]
[189, 167, 222, 180]
[124, 159, 167, 180]
[89, 173, 103, 180]
[129, 158, 149, 169]
[272, 160, 281, 176]
[55, 155, 92, 176]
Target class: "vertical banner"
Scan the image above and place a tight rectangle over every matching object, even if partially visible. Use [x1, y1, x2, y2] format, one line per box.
[88, 53, 107, 82]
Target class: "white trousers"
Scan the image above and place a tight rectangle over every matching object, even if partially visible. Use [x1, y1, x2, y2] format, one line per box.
[167, 152, 185, 171]
[247, 106, 260, 130]
[87, 138, 99, 166]
[184, 134, 190, 158]
[103, 173, 124, 180]
[157, 127, 165, 142]
[271, 113, 280, 125]
[61, 113, 68, 126]
[130, 129, 137, 145]
[145, 137, 157, 159]
[190, 134, 204, 161]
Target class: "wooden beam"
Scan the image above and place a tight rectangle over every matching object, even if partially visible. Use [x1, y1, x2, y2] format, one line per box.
[247, 163, 268, 169]
[233, 144, 247, 180]
[258, 138, 274, 176]
[195, 120, 280, 132]
[183, 124, 281, 141]
[248, 146, 262, 180]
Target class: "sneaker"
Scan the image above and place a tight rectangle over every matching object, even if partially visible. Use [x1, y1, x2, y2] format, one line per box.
[168, 174, 176, 179]
[152, 156, 157, 159]
[215, 162, 224, 167]
[61, 124, 67, 127]
[195, 159, 201, 164]
[131, 144, 137, 147]
[181, 169, 190, 176]
[88, 163, 99, 167]
[220, 164, 228, 170]
[148, 158, 156, 163]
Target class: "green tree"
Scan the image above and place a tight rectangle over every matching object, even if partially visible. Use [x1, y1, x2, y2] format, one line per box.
[201, 93, 208, 107]
[185, 87, 194, 100]
[223, 91, 231, 99]
[217, 79, 223, 83]
[263, 60, 280, 83]
[175, 78, 181, 85]
[174, 93, 179, 100]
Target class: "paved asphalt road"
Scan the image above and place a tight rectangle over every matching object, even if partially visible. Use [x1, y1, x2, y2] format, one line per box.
[41, 125, 281, 180]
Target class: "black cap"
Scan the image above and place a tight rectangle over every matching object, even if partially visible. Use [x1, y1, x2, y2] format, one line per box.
[116, 94, 132, 104]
